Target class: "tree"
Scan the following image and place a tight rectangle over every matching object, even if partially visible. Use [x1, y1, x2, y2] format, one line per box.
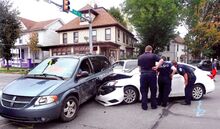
[122, 0, 181, 54]
[27, 32, 39, 66]
[108, 7, 127, 28]
[0, 0, 20, 70]
[182, 0, 220, 59]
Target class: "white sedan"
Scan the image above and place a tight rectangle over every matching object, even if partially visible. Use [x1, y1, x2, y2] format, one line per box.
[96, 63, 215, 106]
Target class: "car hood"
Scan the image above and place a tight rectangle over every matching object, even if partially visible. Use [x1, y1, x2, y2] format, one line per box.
[2, 77, 65, 96]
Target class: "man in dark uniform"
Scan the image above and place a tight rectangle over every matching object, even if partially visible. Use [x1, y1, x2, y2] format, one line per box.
[157, 56, 176, 107]
[172, 60, 196, 105]
[138, 45, 164, 110]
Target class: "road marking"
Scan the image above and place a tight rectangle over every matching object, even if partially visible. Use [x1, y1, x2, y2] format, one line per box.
[196, 100, 206, 117]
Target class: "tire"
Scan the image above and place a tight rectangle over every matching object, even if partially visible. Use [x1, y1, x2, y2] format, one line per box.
[123, 86, 138, 104]
[192, 84, 204, 100]
[60, 96, 79, 122]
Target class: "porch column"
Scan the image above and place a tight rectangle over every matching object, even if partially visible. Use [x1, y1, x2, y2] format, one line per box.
[19, 48, 22, 59]
[28, 47, 31, 59]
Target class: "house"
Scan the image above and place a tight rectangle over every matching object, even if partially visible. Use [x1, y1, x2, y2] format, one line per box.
[40, 4, 137, 61]
[10, 17, 64, 67]
[160, 35, 187, 62]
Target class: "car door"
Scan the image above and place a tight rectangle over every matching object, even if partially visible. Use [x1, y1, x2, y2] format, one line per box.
[170, 73, 185, 97]
[76, 58, 97, 103]
[89, 56, 112, 90]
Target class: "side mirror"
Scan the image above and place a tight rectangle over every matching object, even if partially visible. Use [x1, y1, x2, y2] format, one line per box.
[76, 71, 89, 80]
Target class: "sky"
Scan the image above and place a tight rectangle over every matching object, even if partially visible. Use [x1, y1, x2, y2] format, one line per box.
[11, 0, 124, 23]
[10, 0, 188, 37]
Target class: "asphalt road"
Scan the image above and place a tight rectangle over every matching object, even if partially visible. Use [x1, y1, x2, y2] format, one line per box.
[0, 73, 219, 129]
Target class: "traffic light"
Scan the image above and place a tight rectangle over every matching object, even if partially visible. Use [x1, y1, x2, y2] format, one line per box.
[63, 0, 70, 12]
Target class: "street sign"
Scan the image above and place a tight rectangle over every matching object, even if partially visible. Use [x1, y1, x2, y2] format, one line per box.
[70, 9, 82, 17]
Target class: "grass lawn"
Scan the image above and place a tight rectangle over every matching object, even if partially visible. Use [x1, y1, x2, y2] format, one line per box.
[0, 67, 28, 74]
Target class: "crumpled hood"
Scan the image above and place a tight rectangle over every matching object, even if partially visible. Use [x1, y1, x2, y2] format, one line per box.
[2, 77, 65, 96]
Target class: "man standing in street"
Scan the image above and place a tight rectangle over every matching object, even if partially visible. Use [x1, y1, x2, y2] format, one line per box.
[157, 56, 176, 107]
[138, 45, 164, 110]
[172, 60, 196, 105]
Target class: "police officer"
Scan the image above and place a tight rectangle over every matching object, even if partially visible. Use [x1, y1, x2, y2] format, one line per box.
[157, 56, 176, 107]
[138, 45, 164, 110]
[172, 60, 196, 105]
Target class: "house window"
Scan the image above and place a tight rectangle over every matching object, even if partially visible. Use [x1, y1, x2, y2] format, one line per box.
[63, 33, 67, 44]
[105, 28, 111, 40]
[126, 35, 128, 44]
[177, 45, 179, 51]
[34, 50, 40, 59]
[92, 30, 97, 42]
[123, 33, 125, 43]
[73, 32, 78, 43]
[167, 57, 170, 61]
[118, 29, 120, 41]
[19, 38, 22, 44]
[167, 45, 170, 51]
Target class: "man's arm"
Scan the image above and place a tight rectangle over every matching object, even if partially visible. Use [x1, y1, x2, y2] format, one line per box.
[170, 66, 177, 79]
[183, 73, 188, 86]
[152, 58, 164, 71]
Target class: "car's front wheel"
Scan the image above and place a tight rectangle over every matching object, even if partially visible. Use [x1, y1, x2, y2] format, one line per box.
[60, 96, 79, 122]
[192, 84, 204, 100]
[123, 86, 138, 104]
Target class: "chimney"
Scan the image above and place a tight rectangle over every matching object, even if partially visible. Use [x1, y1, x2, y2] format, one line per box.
[94, 3, 98, 9]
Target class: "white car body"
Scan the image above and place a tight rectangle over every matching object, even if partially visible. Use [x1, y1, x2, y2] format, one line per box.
[96, 63, 215, 106]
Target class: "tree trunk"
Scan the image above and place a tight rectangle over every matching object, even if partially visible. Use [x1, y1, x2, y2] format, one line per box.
[6, 59, 9, 71]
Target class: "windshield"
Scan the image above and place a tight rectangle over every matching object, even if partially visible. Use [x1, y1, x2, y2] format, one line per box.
[28, 57, 79, 78]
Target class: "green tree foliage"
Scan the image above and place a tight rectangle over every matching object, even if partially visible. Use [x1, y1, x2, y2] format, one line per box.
[182, 0, 220, 58]
[27, 32, 39, 65]
[108, 7, 127, 28]
[0, 0, 20, 70]
[122, 0, 180, 54]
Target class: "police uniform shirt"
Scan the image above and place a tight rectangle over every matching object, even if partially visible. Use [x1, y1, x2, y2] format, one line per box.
[158, 61, 172, 77]
[177, 64, 195, 79]
[138, 52, 160, 73]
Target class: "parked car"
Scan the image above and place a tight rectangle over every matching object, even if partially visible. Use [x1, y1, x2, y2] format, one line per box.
[197, 59, 220, 71]
[197, 60, 212, 71]
[96, 63, 215, 106]
[112, 59, 137, 73]
[0, 55, 112, 123]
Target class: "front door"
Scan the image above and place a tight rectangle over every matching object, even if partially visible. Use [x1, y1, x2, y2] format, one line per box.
[76, 59, 97, 103]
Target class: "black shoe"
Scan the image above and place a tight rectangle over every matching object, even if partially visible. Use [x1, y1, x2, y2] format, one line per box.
[161, 103, 167, 107]
[142, 105, 148, 110]
[151, 106, 157, 109]
[180, 102, 191, 105]
[142, 107, 148, 110]
[157, 102, 161, 106]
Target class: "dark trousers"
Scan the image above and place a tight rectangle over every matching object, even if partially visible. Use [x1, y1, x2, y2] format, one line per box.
[158, 76, 171, 106]
[140, 73, 157, 109]
[185, 77, 196, 104]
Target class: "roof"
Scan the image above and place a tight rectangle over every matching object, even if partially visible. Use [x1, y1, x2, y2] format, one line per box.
[19, 17, 60, 32]
[57, 5, 134, 36]
[173, 35, 185, 44]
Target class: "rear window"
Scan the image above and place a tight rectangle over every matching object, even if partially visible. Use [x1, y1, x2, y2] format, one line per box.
[124, 60, 138, 70]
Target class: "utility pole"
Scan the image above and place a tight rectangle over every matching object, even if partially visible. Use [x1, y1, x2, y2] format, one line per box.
[88, 9, 93, 54]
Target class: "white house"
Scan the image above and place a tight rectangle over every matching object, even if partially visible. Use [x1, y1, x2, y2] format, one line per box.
[41, 4, 137, 61]
[11, 17, 64, 67]
[160, 35, 187, 62]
